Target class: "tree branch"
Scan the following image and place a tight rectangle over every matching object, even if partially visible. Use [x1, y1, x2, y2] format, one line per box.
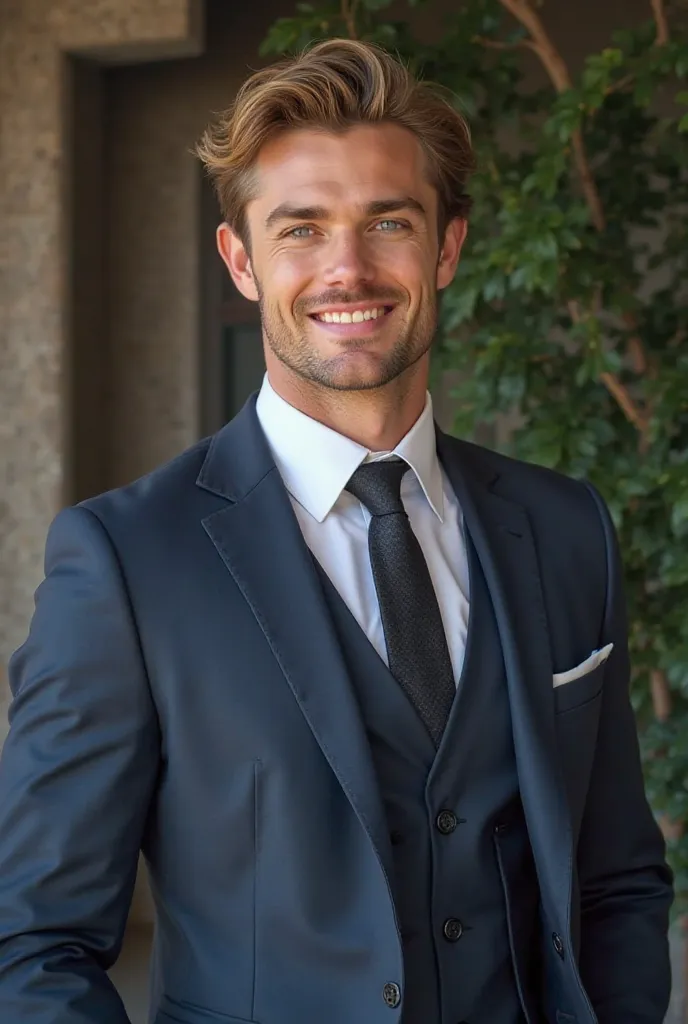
[498, 0, 572, 91]
[473, 35, 538, 54]
[604, 72, 636, 97]
[624, 315, 648, 375]
[497, 0, 606, 232]
[651, 0, 670, 45]
[599, 372, 649, 432]
[341, 0, 358, 39]
[659, 815, 684, 842]
[651, 669, 672, 721]
[567, 301, 649, 433]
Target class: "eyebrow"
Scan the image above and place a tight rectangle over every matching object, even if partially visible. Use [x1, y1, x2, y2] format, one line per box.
[264, 196, 427, 231]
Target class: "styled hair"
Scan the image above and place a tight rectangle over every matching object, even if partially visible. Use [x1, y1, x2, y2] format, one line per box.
[196, 38, 475, 244]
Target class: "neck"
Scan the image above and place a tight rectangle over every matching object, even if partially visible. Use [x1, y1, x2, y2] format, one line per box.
[266, 363, 429, 452]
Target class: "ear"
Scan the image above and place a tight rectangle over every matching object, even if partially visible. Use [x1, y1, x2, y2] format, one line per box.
[436, 218, 468, 291]
[216, 223, 259, 302]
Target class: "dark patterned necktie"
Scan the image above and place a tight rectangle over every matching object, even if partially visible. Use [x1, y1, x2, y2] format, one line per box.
[346, 460, 455, 746]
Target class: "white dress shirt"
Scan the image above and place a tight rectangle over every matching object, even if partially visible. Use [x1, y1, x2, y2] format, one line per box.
[255, 374, 470, 685]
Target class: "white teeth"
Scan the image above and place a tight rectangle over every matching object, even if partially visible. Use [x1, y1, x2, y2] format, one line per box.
[316, 306, 386, 323]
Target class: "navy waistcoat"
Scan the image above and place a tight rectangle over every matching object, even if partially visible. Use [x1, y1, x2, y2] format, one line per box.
[314, 529, 541, 1024]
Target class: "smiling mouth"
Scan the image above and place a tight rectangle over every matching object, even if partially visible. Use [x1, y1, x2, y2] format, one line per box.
[308, 305, 394, 324]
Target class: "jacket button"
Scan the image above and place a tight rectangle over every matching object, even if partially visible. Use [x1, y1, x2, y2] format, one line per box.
[382, 982, 401, 1008]
[436, 810, 458, 835]
[443, 917, 464, 942]
[552, 932, 565, 959]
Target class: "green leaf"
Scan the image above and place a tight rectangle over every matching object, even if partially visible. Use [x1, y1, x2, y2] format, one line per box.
[672, 497, 688, 534]
[483, 275, 506, 303]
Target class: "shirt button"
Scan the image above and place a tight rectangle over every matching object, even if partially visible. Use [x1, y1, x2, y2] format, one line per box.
[443, 917, 464, 942]
[436, 810, 458, 835]
[382, 982, 401, 1008]
[552, 932, 565, 959]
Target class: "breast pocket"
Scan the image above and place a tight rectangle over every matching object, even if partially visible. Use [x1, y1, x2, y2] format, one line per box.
[554, 662, 605, 714]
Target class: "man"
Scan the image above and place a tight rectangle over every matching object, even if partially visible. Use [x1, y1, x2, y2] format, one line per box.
[0, 38, 673, 1024]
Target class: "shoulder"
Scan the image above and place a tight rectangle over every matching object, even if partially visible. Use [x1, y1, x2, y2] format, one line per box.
[441, 433, 610, 581]
[77, 435, 216, 539]
[444, 433, 594, 508]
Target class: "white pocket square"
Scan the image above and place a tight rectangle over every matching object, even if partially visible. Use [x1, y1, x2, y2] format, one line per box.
[552, 643, 614, 688]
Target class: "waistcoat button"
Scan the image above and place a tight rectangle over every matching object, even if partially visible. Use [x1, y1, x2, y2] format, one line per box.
[436, 810, 458, 834]
[552, 932, 565, 958]
[382, 982, 401, 1008]
[443, 917, 464, 942]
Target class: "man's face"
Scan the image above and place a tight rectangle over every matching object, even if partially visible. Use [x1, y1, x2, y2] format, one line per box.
[218, 123, 466, 394]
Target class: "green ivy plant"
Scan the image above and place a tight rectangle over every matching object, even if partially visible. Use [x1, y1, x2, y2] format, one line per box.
[262, 0, 688, 915]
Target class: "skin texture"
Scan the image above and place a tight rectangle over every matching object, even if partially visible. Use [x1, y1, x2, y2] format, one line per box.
[217, 123, 467, 451]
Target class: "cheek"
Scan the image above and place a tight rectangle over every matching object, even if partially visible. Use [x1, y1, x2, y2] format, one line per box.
[383, 247, 434, 297]
[267, 252, 316, 307]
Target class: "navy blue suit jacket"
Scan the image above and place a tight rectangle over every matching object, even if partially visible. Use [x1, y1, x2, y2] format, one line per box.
[0, 396, 673, 1023]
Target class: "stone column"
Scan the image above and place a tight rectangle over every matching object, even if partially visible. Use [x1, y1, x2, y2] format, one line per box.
[0, 0, 203, 736]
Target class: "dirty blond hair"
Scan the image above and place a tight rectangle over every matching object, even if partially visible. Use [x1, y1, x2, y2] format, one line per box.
[196, 38, 475, 244]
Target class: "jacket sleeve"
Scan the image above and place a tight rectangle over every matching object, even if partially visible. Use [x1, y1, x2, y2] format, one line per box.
[577, 483, 674, 1023]
[0, 505, 159, 1023]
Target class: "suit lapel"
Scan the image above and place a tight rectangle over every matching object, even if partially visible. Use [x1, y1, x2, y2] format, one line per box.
[197, 396, 393, 881]
[438, 432, 572, 917]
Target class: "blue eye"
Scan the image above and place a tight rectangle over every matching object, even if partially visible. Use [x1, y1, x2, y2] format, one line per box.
[375, 219, 404, 232]
[288, 225, 314, 238]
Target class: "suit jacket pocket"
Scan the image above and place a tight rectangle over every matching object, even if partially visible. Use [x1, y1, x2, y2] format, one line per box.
[553, 662, 604, 714]
[156, 993, 257, 1024]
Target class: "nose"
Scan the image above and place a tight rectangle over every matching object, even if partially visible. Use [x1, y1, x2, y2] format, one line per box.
[321, 230, 375, 290]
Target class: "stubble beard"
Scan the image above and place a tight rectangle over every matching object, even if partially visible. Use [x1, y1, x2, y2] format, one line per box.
[257, 286, 439, 393]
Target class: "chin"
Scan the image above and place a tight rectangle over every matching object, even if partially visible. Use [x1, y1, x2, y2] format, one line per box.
[317, 356, 405, 393]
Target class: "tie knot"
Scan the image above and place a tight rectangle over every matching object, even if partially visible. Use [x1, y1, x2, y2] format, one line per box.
[345, 460, 409, 517]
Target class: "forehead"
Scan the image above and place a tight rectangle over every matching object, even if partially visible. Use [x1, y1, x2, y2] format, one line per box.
[249, 123, 435, 214]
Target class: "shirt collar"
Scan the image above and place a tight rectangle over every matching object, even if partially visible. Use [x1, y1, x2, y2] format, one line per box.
[255, 373, 444, 524]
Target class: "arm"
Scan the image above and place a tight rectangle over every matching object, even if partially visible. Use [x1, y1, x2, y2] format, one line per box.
[0, 505, 159, 1022]
[577, 484, 674, 1023]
